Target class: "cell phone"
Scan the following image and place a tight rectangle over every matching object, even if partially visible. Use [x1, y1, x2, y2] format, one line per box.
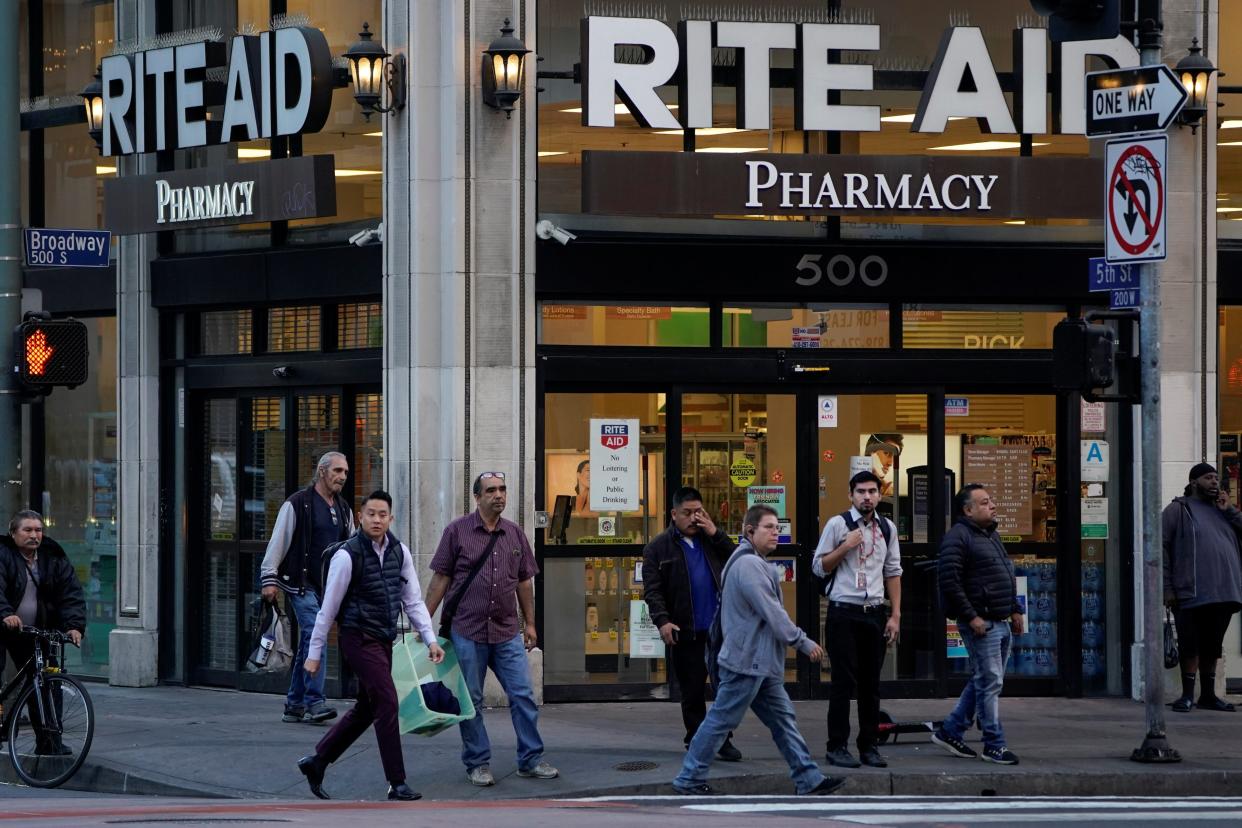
[671, 628, 680, 644]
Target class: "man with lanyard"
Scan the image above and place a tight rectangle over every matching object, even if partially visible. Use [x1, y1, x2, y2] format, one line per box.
[642, 486, 742, 761]
[812, 470, 901, 770]
[0, 510, 86, 755]
[261, 451, 355, 725]
[297, 490, 443, 801]
[425, 472, 558, 787]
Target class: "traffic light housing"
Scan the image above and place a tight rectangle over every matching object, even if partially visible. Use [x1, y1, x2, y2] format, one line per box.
[12, 315, 89, 393]
[1030, 0, 1120, 43]
[1054, 317, 1117, 397]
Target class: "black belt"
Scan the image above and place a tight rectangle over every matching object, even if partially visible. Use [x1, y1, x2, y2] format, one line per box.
[827, 600, 886, 614]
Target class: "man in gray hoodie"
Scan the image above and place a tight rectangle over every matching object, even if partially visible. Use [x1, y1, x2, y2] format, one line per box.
[672, 504, 845, 796]
[1161, 462, 1242, 712]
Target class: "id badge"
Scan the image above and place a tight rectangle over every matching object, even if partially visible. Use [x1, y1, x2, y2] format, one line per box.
[856, 570, 867, 590]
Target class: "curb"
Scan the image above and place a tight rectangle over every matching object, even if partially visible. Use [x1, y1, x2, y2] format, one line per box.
[541, 768, 1242, 799]
[0, 758, 247, 799]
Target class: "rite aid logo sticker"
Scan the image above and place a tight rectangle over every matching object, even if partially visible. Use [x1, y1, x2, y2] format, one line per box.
[600, 423, 630, 449]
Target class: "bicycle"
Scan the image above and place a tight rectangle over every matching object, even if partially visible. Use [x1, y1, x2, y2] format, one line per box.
[0, 626, 94, 788]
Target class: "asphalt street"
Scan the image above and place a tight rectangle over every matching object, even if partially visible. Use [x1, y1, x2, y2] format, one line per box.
[0, 792, 1239, 827]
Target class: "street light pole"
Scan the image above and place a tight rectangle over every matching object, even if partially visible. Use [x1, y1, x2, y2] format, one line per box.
[0, 0, 23, 522]
[1130, 0, 1180, 765]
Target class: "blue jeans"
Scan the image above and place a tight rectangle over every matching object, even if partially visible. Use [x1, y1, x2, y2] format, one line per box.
[674, 665, 825, 794]
[285, 590, 326, 711]
[452, 631, 544, 772]
[942, 620, 1011, 751]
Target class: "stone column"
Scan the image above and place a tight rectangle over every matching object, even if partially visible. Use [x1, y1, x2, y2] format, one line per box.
[108, 0, 161, 687]
[384, 0, 536, 566]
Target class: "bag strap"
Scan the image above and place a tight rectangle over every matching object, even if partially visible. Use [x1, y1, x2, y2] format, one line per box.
[442, 530, 504, 622]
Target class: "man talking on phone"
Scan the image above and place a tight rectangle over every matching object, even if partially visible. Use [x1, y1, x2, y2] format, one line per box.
[643, 486, 742, 761]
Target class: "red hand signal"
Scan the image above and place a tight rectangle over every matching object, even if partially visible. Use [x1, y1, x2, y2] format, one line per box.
[26, 329, 54, 376]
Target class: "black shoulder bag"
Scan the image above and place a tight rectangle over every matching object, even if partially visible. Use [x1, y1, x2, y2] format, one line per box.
[438, 531, 503, 639]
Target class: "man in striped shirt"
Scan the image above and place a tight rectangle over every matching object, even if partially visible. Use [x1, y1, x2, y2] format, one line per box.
[425, 472, 558, 787]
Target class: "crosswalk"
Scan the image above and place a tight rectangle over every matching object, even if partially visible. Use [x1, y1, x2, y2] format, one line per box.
[559, 795, 1242, 823]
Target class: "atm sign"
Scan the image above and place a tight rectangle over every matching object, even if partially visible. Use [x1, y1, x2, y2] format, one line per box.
[600, 424, 630, 449]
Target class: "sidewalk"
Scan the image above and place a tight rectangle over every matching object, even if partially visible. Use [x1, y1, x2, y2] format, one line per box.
[11, 683, 1242, 800]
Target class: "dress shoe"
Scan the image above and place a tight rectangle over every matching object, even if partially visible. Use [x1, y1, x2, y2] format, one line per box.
[858, 747, 888, 768]
[803, 776, 847, 796]
[717, 739, 743, 762]
[825, 747, 861, 768]
[387, 783, 422, 801]
[297, 755, 330, 800]
[1198, 696, 1237, 712]
[672, 782, 714, 795]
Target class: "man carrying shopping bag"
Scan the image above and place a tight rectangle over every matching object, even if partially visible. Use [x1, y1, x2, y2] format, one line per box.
[297, 490, 444, 802]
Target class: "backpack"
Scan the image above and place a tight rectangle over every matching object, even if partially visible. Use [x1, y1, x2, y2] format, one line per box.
[319, 532, 368, 601]
[812, 510, 893, 599]
[705, 546, 756, 687]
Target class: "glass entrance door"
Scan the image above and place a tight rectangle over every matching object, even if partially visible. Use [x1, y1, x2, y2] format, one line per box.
[190, 388, 380, 693]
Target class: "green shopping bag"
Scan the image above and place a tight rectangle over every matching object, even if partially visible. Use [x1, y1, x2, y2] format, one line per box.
[391, 634, 476, 736]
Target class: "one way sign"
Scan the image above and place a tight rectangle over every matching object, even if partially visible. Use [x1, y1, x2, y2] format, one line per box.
[1085, 65, 1188, 138]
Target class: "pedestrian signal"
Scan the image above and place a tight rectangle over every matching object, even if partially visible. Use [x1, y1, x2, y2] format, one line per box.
[13, 316, 89, 392]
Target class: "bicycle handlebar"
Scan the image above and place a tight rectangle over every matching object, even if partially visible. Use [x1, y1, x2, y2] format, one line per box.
[18, 626, 70, 642]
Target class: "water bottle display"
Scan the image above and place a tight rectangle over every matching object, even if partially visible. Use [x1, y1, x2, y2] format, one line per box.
[1082, 647, 1104, 678]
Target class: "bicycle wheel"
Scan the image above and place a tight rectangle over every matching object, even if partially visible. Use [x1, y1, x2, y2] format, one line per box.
[7, 674, 94, 788]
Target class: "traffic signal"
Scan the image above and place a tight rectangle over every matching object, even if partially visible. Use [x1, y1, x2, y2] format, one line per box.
[1030, 0, 1120, 43]
[12, 315, 89, 393]
[1054, 318, 1117, 395]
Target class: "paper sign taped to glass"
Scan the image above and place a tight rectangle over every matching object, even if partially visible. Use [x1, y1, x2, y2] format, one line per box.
[629, 599, 665, 659]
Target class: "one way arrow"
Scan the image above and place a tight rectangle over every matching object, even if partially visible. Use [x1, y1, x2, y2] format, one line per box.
[1086, 65, 1189, 137]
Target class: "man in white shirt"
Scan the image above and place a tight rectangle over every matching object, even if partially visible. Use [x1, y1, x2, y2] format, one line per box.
[812, 471, 902, 770]
[296, 490, 444, 802]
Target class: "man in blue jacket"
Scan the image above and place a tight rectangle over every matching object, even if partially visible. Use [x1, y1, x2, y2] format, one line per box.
[930, 485, 1024, 766]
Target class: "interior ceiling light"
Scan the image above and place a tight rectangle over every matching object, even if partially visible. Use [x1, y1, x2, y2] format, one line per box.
[1215, 206, 1242, 213]
[365, 131, 383, 137]
[1219, 141, 1242, 147]
[236, 148, 270, 158]
[880, 114, 965, 124]
[95, 165, 116, 175]
[928, 140, 1048, 151]
[538, 151, 568, 157]
[695, 146, 767, 153]
[334, 169, 381, 177]
[653, 127, 747, 135]
[559, 103, 677, 114]
[1221, 119, 1242, 129]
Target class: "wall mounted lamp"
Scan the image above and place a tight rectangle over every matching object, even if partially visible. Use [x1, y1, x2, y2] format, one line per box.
[343, 23, 406, 121]
[482, 18, 530, 118]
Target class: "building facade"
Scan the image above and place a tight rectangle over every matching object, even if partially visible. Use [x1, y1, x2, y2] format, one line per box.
[14, 0, 1239, 701]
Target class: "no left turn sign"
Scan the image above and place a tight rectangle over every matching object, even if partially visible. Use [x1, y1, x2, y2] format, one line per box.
[1105, 135, 1166, 264]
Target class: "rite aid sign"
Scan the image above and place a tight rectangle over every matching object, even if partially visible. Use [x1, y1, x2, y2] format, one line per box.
[100, 24, 333, 156]
[580, 17, 1139, 135]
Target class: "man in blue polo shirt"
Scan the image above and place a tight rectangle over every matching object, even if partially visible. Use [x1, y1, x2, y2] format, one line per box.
[643, 486, 741, 761]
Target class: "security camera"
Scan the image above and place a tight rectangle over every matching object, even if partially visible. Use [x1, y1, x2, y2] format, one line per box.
[272, 366, 292, 379]
[535, 220, 577, 246]
[349, 223, 383, 247]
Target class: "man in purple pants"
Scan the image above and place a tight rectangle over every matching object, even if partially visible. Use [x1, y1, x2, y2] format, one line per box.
[296, 490, 444, 801]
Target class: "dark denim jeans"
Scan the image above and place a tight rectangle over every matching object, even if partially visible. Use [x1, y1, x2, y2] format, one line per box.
[942, 619, 1011, 751]
[286, 590, 326, 711]
[452, 631, 544, 772]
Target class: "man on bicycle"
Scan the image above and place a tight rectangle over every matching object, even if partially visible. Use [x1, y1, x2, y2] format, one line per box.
[0, 510, 86, 753]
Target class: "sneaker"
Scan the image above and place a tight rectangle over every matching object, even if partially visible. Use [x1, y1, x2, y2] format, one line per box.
[825, 747, 861, 768]
[303, 703, 338, 724]
[930, 730, 977, 759]
[980, 746, 1019, 765]
[282, 706, 306, 723]
[466, 765, 496, 786]
[803, 776, 847, 796]
[673, 782, 714, 795]
[516, 761, 560, 779]
[717, 739, 743, 762]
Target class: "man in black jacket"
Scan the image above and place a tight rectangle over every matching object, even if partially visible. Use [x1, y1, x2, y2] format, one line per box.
[642, 486, 741, 761]
[930, 485, 1024, 766]
[260, 452, 355, 724]
[0, 509, 87, 754]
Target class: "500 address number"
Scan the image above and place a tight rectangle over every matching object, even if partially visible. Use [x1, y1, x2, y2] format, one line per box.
[795, 254, 888, 287]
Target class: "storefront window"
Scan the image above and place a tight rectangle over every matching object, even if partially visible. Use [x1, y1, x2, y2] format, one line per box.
[539, 302, 709, 347]
[902, 306, 1064, 349]
[338, 302, 382, 349]
[43, 317, 118, 679]
[268, 307, 322, 352]
[1220, 307, 1242, 496]
[201, 310, 254, 355]
[1219, 6, 1242, 239]
[724, 304, 889, 348]
[538, 0, 1098, 241]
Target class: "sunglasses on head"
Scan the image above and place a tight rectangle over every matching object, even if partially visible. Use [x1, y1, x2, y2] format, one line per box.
[478, 471, 506, 481]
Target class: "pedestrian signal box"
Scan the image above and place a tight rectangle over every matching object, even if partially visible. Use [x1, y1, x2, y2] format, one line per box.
[12, 316, 89, 392]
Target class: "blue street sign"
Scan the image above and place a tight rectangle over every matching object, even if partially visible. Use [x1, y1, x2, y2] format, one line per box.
[23, 228, 111, 268]
[1088, 257, 1137, 292]
[1110, 287, 1140, 309]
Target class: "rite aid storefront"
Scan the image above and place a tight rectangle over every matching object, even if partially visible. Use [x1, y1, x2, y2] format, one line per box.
[531, 0, 1152, 703]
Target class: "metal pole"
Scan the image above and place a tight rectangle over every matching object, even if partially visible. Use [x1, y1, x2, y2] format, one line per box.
[1130, 2, 1179, 764]
[0, 0, 24, 521]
